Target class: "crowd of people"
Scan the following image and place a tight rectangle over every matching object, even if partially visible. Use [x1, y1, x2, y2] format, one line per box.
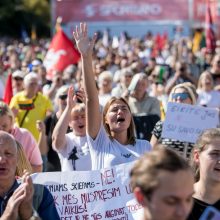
[0, 22, 219, 219]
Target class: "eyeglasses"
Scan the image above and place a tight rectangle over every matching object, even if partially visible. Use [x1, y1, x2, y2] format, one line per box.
[14, 77, 23, 81]
[59, 94, 67, 100]
[171, 92, 190, 101]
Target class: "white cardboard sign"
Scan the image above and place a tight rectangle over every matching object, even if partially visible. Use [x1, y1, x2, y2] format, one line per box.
[32, 162, 143, 220]
[162, 102, 219, 143]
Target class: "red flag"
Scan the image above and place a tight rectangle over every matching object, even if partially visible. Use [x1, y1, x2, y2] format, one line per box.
[205, 0, 216, 53]
[3, 73, 13, 104]
[43, 29, 80, 80]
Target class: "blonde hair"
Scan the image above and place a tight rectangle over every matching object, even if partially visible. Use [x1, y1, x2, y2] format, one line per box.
[15, 141, 32, 177]
[169, 82, 198, 105]
[197, 71, 214, 90]
[71, 103, 86, 114]
[190, 128, 220, 182]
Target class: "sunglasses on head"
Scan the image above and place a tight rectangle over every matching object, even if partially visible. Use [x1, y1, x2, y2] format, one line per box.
[171, 92, 190, 100]
[59, 94, 67, 100]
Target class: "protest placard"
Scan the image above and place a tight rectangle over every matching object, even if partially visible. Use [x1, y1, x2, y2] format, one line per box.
[32, 162, 143, 220]
[162, 102, 219, 143]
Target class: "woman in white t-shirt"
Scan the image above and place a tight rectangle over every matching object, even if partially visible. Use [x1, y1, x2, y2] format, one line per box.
[197, 71, 220, 108]
[73, 23, 151, 170]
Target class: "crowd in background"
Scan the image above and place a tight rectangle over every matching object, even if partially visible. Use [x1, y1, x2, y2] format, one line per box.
[0, 25, 220, 220]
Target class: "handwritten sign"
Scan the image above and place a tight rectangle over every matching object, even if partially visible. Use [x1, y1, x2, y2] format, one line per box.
[162, 102, 219, 143]
[32, 162, 143, 220]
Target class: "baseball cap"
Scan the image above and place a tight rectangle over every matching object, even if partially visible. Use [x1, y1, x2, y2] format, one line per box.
[12, 70, 26, 79]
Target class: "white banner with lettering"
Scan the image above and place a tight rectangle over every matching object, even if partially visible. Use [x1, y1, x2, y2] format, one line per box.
[32, 162, 143, 220]
[162, 102, 219, 143]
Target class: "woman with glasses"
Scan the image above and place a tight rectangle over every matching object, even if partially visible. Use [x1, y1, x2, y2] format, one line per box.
[150, 82, 198, 158]
[187, 128, 220, 220]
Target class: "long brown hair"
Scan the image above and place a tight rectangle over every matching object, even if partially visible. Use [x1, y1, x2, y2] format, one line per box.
[102, 97, 136, 145]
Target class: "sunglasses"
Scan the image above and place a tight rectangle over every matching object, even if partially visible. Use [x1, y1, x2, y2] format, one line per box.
[14, 77, 23, 81]
[59, 94, 67, 100]
[171, 92, 190, 100]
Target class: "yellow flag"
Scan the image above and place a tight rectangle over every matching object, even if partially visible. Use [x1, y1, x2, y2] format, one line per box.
[192, 30, 202, 53]
[31, 25, 37, 41]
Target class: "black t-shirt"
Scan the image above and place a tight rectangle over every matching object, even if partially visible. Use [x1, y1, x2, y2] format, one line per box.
[44, 113, 71, 171]
[187, 198, 220, 220]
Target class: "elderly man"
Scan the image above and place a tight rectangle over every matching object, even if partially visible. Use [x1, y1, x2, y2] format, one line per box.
[12, 69, 26, 95]
[0, 131, 59, 220]
[127, 72, 160, 117]
[10, 72, 53, 141]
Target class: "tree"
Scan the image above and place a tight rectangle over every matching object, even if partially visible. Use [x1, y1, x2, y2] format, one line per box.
[0, 0, 50, 38]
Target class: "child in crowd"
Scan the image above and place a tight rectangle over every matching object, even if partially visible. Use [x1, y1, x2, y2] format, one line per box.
[52, 86, 91, 171]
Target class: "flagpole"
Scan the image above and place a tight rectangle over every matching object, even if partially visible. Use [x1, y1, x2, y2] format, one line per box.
[205, 0, 216, 54]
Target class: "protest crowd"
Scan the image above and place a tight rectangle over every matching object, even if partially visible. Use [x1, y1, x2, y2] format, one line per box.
[0, 20, 220, 220]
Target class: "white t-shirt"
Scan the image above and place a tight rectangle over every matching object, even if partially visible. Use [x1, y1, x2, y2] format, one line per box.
[98, 93, 112, 108]
[197, 90, 220, 108]
[57, 133, 91, 171]
[87, 125, 152, 170]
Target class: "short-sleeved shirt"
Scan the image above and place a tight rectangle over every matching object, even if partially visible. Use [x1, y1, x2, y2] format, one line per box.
[197, 90, 220, 108]
[87, 125, 152, 170]
[128, 93, 161, 117]
[56, 133, 91, 171]
[152, 120, 194, 158]
[11, 126, 42, 165]
[10, 91, 53, 141]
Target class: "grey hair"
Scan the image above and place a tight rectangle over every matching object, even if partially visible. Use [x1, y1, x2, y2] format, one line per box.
[23, 72, 39, 87]
[0, 131, 17, 153]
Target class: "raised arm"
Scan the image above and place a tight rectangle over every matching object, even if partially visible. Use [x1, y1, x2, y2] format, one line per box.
[73, 23, 101, 139]
[52, 86, 75, 151]
[36, 120, 48, 156]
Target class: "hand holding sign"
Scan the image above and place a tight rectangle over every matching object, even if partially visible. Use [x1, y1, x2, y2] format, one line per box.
[162, 103, 219, 143]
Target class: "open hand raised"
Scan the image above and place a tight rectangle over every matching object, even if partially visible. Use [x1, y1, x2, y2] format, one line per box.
[73, 23, 97, 57]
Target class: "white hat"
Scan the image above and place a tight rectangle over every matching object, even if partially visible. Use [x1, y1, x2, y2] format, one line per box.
[63, 65, 76, 75]
[32, 59, 41, 66]
[12, 70, 26, 79]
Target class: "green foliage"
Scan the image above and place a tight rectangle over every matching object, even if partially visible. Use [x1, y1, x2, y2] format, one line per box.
[0, 0, 50, 38]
